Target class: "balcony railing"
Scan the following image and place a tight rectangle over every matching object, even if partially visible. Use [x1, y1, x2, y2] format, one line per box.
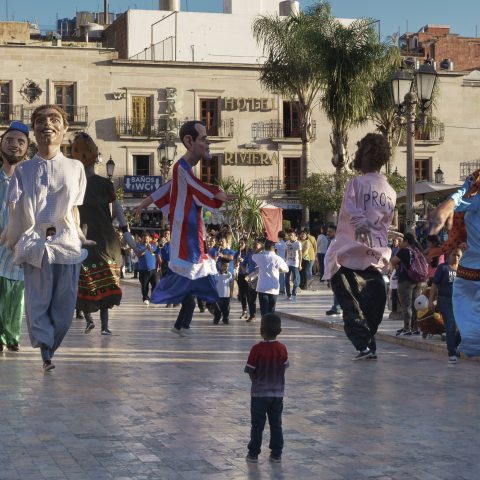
[177, 118, 234, 139]
[0, 104, 24, 125]
[399, 121, 445, 145]
[460, 161, 480, 180]
[250, 177, 299, 197]
[251, 120, 316, 140]
[22, 105, 88, 126]
[116, 117, 170, 138]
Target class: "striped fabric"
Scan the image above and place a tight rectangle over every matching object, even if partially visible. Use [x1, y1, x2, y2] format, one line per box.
[151, 158, 223, 280]
[0, 170, 23, 281]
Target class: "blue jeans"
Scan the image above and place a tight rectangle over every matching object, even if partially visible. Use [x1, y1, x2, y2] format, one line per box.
[258, 292, 277, 316]
[437, 295, 461, 357]
[279, 272, 285, 294]
[285, 266, 299, 297]
[174, 294, 196, 330]
[248, 397, 283, 456]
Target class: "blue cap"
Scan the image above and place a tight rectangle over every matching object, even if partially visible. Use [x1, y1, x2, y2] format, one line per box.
[4, 121, 29, 138]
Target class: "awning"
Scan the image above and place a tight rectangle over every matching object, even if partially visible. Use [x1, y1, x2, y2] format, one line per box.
[121, 197, 159, 211]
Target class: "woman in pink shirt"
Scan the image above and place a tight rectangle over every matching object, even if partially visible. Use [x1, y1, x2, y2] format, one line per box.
[324, 133, 396, 360]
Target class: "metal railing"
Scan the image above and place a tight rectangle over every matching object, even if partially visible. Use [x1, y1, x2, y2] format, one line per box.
[22, 105, 88, 126]
[116, 117, 170, 138]
[0, 104, 24, 125]
[460, 161, 480, 180]
[399, 121, 445, 145]
[251, 120, 316, 140]
[177, 118, 234, 138]
[250, 177, 299, 196]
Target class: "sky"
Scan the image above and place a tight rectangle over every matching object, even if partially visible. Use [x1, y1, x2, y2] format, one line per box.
[3, 0, 480, 39]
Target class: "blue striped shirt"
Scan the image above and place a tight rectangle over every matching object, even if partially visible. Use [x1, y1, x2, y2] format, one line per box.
[0, 169, 23, 281]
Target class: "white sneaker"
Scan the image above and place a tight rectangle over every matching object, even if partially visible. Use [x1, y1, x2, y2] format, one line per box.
[448, 355, 457, 364]
[171, 327, 185, 337]
[143, 300, 150, 305]
[181, 328, 192, 335]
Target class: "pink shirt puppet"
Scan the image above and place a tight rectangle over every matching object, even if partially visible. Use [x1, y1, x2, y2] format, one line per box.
[323, 172, 396, 280]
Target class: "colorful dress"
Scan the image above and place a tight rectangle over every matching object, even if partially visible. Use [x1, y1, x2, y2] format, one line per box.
[76, 175, 122, 313]
[149, 158, 224, 304]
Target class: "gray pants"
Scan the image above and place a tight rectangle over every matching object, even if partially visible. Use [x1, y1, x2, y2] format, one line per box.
[24, 255, 81, 356]
[397, 280, 423, 332]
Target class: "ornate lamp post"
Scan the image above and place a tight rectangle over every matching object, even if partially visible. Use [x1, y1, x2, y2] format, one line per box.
[391, 61, 437, 232]
[157, 139, 178, 182]
[106, 155, 115, 181]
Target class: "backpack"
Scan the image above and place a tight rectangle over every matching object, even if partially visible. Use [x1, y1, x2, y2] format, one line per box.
[402, 247, 429, 283]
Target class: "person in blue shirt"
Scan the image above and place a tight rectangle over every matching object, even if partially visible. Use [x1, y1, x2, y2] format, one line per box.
[216, 236, 235, 298]
[136, 232, 160, 305]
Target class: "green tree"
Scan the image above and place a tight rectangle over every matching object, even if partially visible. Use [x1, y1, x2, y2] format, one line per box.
[298, 171, 355, 219]
[252, 4, 332, 227]
[306, 4, 393, 173]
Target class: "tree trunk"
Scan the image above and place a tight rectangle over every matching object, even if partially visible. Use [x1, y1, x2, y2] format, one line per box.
[301, 133, 310, 229]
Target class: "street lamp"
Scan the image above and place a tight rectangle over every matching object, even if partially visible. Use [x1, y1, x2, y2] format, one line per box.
[106, 155, 115, 180]
[434, 165, 444, 184]
[391, 60, 438, 232]
[157, 139, 178, 181]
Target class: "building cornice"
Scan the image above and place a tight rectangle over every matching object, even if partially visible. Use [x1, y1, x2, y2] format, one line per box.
[111, 58, 261, 71]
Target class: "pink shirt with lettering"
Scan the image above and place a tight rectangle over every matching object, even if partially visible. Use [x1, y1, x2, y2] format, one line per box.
[323, 172, 396, 280]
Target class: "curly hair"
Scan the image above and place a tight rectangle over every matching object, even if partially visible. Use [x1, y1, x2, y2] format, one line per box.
[353, 133, 391, 173]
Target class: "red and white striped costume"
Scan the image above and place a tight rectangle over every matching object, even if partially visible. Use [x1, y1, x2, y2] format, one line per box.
[150, 158, 223, 280]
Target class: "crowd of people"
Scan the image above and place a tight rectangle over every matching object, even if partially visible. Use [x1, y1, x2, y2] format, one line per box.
[0, 106, 478, 464]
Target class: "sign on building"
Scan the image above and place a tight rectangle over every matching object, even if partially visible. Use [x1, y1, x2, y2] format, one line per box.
[124, 175, 163, 193]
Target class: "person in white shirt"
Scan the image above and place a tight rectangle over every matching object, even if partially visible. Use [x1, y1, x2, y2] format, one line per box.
[275, 230, 287, 294]
[1, 105, 88, 372]
[253, 240, 289, 315]
[284, 230, 302, 301]
[316, 226, 329, 282]
[213, 261, 233, 324]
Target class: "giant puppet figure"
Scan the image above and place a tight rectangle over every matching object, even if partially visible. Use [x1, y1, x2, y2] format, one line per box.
[430, 170, 480, 356]
[134, 121, 227, 335]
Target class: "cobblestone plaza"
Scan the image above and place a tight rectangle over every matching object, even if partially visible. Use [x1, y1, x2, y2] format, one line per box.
[0, 283, 478, 480]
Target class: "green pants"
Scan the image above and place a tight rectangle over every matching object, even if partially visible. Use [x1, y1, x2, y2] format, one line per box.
[0, 276, 24, 346]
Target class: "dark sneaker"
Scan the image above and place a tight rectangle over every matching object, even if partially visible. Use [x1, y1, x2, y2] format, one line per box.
[246, 316, 256, 323]
[411, 330, 421, 335]
[269, 454, 282, 463]
[326, 309, 340, 316]
[84, 322, 95, 334]
[75, 310, 84, 319]
[396, 327, 404, 336]
[448, 355, 457, 364]
[400, 330, 412, 336]
[43, 361, 55, 372]
[101, 329, 112, 336]
[366, 352, 377, 360]
[245, 453, 258, 463]
[353, 349, 372, 360]
[7, 344, 19, 352]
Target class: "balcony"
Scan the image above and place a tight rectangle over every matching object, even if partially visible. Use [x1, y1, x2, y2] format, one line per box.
[177, 118, 234, 141]
[0, 104, 24, 125]
[460, 161, 480, 180]
[399, 121, 445, 146]
[251, 120, 316, 142]
[116, 117, 169, 139]
[250, 176, 299, 197]
[22, 105, 88, 127]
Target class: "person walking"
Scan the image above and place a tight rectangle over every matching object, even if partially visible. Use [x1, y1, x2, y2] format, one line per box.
[1, 105, 88, 371]
[299, 231, 310, 290]
[324, 133, 396, 360]
[275, 231, 287, 294]
[235, 237, 249, 318]
[285, 230, 301, 302]
[324, 225, 341, 315]
[213, 261, 232, 324]
[429, 248, 463, 363]
[0, 121, 29, 352]
[316, 226, 328, 282]
[253, 240, 288, 316]
[390, 233, 426, 336]
[137, 232, 160, 305]
[242, 238, 264, 322]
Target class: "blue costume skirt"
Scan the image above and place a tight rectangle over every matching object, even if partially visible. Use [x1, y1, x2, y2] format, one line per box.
[151, 270, 219, 304]
[453, 277, 480, 356]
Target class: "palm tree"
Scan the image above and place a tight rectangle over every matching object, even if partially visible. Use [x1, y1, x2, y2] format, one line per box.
[252, 3, 332, 227]
[307, 8, 392, 173]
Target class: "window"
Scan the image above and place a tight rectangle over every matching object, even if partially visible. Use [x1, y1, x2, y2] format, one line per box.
[284, 157, 301, 191]
[131, 96, 152, 136]
[283, 101, 301, 138]
[415, 158, 431, 182]
[0, 82, 10, 124]
[200, 98, 219, 136]
[201, 155, 219, 184]
[54, 83, 75, 122]
[134, 155, 151, 176]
